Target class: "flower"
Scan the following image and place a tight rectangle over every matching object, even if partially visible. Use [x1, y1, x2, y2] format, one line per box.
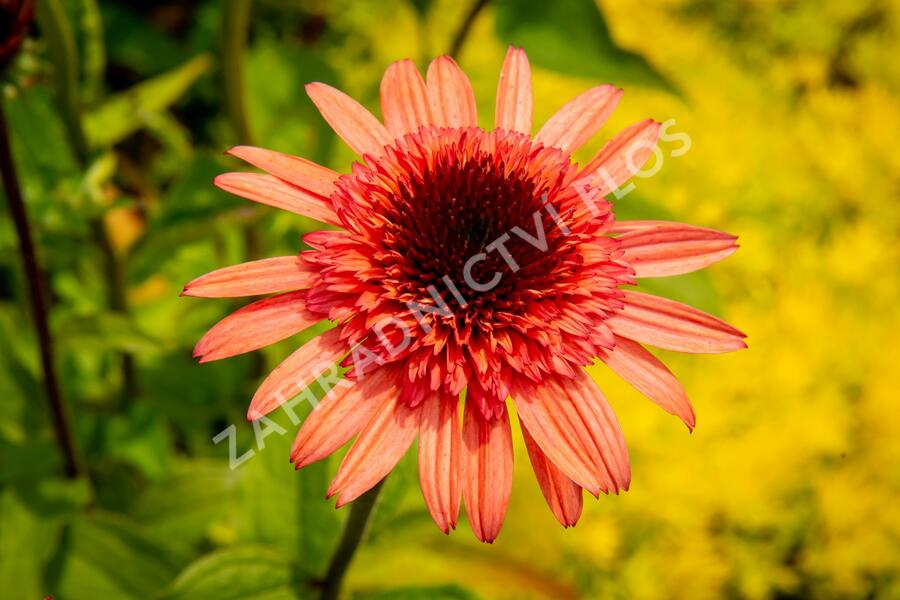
[185, 48, 746, 542]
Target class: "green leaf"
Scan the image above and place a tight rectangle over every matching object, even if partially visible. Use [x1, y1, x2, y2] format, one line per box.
[84, 54, 212, 148]
[55, 312, 162, 355]
[127, 152, 243, 285]
[49, 512, 188, 600]
[233, 408, 340, 571]
[160, 545, 310, 600]
[495, 0, 679, 94]
[244, 39, 338, 165]
[98, 404, 174, 480]
[130, 460, 238, 551]
[407, 0, 434, 17]
[360, 586, 484, 600]
[0, 480, 90, 599]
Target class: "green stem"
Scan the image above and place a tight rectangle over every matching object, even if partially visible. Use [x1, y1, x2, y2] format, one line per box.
[320, 479, 386, 600]
[0, 100, 83, 479]
[221, 0, 262, 266]
[448, 0, 490, 59]
[222, 0, 254, 146]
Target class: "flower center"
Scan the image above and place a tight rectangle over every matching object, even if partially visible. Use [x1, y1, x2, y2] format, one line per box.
[307, 126, 631, 406]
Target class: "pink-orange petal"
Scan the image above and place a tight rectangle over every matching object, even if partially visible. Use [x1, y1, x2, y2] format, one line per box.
[306, 82, 393, 158]
[601, 336, 695, 429]
[194, 291, 320, 363]
[495, 46, 532, 134]
[425, 56, 477, 128]
[328, 395, 420, 507]
[214, 172, 341, 226]
[380, 59, 432, 137]
[183, 256, 318, 298]
[290, 366, 403, 468]
[580, 119, 661, 195]
[607, 290, 748, 354]
[534, 85, 622, 155]
[226, 146, 338, 197]
[615, 221, 738, 278]
[462, 403, 513, 543]
[521, 419, 583, 527]
[248, 328, 346, 420]
[513, 369, 630, 495]
[418, 392, 462, 534]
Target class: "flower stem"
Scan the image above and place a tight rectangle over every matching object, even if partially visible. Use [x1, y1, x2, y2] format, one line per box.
[0, 99, 83, 479]
[222, 0, 254, 146]
[320, 479, 386, 600]
[221, 0, 262, 266]
[448, 0, 490, 59]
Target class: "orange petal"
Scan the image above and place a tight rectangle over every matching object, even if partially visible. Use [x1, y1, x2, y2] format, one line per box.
[615, 221, 738, 278]
[513, 369, 630, 495]
[601, 336, 695, 429]
[418, 392, 462, 534]
[425, 56, 477, 128]
[606, 291, 747, 354]
[520, 419, 583, 527]
[461, 403, 513, 543]
[495, 46, 532, 134]
[248, 328, 346, 420]
[580, 119, 660, 194]
[226, 146, 338, 197]
[380, 59, 432, 137]
[183, 256, 317, 298]
[306, 82, 393, 158]
[194, 291, 320, 363]
[290, 367, 403, 468]
[534, 85, 622, 155]
[329, 395, 420, 507]
[215, 172, 341, 226]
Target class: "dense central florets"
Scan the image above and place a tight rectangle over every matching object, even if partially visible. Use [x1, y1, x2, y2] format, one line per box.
[303, 127, 635, 416]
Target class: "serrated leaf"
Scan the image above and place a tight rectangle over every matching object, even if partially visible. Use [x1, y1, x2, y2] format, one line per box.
[495, 0, 679, 94]
[84, 54, 212, 148]
[160, 545, 310, 600]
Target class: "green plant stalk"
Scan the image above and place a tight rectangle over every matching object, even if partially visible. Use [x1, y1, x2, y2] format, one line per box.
[38, 0, 137, 400]
[221, 0, 262, 265]
[80, 0, 107, 106]
[449, 0, 490, 58]
[222, 0, 254, 145]
[0, 100, 83, 479]
[319, 479, 386, 600]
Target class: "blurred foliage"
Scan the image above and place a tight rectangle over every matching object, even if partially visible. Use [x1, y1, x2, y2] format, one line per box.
[1, 0, 899, 599]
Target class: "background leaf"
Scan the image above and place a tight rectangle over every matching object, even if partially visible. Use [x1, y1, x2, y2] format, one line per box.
[160, 545, 310, 600]
[495, 0, 678, 94]
[84, 54, 212, 148]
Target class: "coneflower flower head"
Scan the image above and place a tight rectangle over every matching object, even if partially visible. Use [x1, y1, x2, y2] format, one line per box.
[185, 48, 746, 542]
